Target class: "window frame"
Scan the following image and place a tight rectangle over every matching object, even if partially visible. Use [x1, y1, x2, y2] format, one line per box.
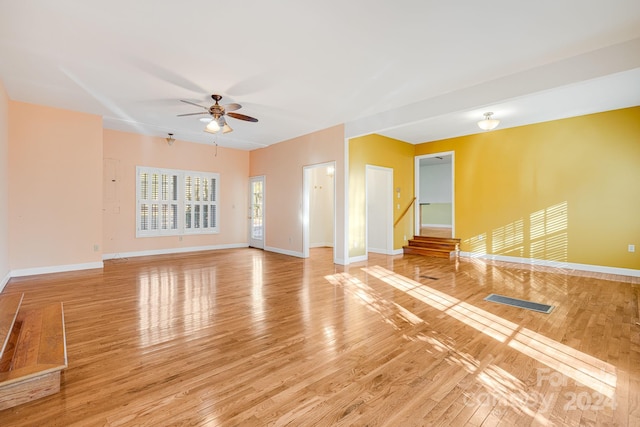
[136, 166, 220, 238]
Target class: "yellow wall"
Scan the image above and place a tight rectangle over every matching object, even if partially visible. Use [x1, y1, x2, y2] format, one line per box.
[415, 107, 640, 270]
[349, 134, 414, 258]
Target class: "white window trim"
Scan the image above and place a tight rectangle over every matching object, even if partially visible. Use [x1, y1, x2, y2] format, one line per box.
[136, 166, 220, 238]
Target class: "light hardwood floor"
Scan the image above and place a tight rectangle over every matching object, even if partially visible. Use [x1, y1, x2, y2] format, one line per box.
[0, 248, 638, 426]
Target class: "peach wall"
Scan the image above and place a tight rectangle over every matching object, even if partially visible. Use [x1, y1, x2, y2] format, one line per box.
[0, 81, 9, 287]
[9, 101, 103, 271]
[249, 125, 346, 262]
[103, 129, 249, 255]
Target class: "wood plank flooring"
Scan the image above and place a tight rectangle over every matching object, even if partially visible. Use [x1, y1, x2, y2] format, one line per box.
[0, 248, 638, 426]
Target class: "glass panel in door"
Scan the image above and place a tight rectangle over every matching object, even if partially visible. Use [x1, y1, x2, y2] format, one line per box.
[249, 176, 265, 249]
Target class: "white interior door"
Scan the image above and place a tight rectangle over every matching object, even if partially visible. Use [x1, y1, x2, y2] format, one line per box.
[366, 165, 393, 255]
[249, 176, 265, 249]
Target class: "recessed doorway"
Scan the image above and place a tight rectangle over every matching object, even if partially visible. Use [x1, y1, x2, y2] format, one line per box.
[415, 152, 454, 238]
[303, 162, 336, 259]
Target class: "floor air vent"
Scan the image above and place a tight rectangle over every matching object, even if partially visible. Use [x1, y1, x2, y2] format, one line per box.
[484, 294, 554, 314]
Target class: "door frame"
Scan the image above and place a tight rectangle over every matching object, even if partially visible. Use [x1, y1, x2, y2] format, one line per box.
[302, 162, 336, 258]
[366, 164, 394, 256]
[414, 151, 455, 237]
[249, 175, 265, 249]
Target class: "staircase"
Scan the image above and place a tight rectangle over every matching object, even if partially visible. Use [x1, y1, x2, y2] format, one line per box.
[0, 293, 67, 410]
[403, 236, 461, 258]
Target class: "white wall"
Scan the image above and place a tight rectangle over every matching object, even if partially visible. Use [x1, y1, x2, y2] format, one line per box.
[420, 163, 452, 203]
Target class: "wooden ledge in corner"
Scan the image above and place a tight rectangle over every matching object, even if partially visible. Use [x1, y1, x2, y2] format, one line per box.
[0, 302, 67, 411]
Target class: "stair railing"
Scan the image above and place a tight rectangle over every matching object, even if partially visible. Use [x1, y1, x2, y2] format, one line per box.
[394, 196, 416, 228]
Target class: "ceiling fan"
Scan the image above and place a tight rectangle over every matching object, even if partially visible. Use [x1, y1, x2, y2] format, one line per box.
[178, 94, 258, 134]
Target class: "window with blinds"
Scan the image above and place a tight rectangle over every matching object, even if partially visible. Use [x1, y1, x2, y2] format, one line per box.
[136, 167, 219, 237]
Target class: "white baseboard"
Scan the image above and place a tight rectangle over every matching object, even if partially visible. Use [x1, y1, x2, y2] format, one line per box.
[264, 246, 304, 258]
[421, 224, 452, 228]
[367, 247, 389, 255]
[310, 242, 334, 248]
[367, 248, 403, 256]
[0, 271, 10, 293]
[103, 243, 249, 260]
[10, 261, 104, 278]
[459, 252, 640, 278]
[349, 255, 368, 264]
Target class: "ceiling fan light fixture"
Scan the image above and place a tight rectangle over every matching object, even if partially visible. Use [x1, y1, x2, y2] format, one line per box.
[180, 94, 256, 136]
[478, 112, 500, 131]
[205, 119, 220, 133]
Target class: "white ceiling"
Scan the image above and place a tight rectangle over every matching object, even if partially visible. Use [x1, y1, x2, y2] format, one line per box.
[1, 1, 639, 151]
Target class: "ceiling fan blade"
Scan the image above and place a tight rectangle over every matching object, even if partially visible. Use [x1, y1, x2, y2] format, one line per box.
[224, 103, 242, 112]
[177, 112, 210, 117]
[227, 112, 259, 122]
[180, 99, 208, 109]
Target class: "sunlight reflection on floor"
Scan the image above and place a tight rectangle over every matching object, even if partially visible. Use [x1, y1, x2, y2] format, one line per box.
[325, 265, 619, 425]
[362, 266, 616, 398]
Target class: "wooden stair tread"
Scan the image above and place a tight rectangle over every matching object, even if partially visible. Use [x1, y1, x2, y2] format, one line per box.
[12, 304, 67, 370]
[407, 240, 458, 250]
[403, 246, 453, 258]
[0, 363, 66, 385]
[0, 301, 67, 410]
[0, 293, 24, 360]
[403, 236, 460, 259]
[410, 236, 461, 244]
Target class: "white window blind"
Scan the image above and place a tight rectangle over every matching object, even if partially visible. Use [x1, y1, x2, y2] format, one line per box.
[136, 167, 219, 237]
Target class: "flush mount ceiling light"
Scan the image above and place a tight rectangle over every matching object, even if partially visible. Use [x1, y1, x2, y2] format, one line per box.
[477, 112, 500, 131]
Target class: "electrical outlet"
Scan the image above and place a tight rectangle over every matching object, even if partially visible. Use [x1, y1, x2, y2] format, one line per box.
[93, 244, 99, 252]
[629, 244, 636, 253]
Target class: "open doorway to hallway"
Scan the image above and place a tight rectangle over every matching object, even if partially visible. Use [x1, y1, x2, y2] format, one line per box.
[414, 152, 454, 238]
[303, 162, 336, 259]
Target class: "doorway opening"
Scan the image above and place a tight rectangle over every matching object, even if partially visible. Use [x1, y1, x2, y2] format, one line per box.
[303, 162, 336, 259]
[249, 175, 265, 249]
[414, 152, 454, 238]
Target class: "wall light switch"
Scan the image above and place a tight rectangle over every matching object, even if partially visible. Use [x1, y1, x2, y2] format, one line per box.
[629, 244, 636, 253]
